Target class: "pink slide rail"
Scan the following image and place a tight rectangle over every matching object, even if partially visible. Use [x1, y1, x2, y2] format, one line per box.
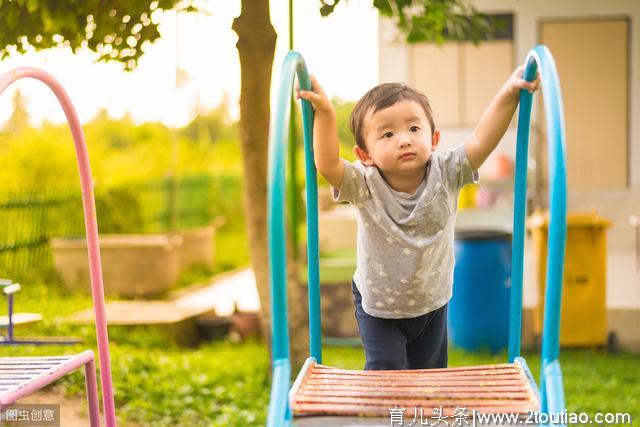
[0, 67, 116, 427]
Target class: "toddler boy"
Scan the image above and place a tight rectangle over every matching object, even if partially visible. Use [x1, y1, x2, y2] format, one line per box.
[298, 67, 539, 370]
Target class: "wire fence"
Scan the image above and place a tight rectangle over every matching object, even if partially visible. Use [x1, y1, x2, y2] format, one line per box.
[0, 174, 242, 281]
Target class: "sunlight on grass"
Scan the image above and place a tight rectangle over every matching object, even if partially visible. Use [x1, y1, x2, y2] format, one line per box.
[0, 337, 637, 426]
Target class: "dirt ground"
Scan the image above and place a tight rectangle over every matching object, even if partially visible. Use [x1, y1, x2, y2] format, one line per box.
[16, 388, 139, 426]
[16, 388, 90, 427]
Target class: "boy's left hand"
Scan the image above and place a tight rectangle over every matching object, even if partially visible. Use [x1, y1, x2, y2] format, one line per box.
[505, 65, 541, 97]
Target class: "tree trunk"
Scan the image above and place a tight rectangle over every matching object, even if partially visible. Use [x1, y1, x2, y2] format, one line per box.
[233, 0, 309, 369]
[232, 0, 276, 344]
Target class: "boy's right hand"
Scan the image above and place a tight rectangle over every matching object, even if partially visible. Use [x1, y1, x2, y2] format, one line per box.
[295, 75, 344, 188]
[296, 75, 335, 117]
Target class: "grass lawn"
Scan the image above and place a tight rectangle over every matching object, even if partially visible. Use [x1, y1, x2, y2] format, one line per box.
[0, 338, 637, 426]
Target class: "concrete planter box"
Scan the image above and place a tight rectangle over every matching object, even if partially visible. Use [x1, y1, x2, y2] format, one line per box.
[179, 226, 215, 270]
[52, 234, 183, 297]
[318, 206, 357, 252]
[52, 225, 216, 297]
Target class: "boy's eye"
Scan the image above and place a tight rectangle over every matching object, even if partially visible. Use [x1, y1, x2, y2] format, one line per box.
[383, 131, 394, 138]
[410, 126, 420, 132]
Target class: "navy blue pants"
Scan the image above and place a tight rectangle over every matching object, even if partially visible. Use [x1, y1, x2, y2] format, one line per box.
[352, 281, 448, 370]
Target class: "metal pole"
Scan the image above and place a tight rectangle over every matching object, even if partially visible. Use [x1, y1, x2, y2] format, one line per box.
[287, 0, 300, 259]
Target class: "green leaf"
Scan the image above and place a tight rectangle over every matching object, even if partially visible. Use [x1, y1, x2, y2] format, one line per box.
[26, 0, 38, 13]
[319, 1, 339, 17]
[373, 0, 392, 16]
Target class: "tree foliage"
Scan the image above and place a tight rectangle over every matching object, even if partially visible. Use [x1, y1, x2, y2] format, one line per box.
[0, 106, 239, 191]
[0, 0, 502, 74]
[333, 98, 356, 155]
[320, 0, 497, 43]
[0, 0, 202, 70]
[179, 104, 238, 145]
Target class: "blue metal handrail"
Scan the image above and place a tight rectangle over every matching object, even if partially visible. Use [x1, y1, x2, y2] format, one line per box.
[267, 51, 321, 427]
[507, 45, 568, 422]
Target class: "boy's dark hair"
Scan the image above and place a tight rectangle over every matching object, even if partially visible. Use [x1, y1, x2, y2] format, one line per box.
[349, 83, 435, 150]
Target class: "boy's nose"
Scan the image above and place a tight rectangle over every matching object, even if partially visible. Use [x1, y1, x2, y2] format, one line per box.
[398, 133, 412, 148]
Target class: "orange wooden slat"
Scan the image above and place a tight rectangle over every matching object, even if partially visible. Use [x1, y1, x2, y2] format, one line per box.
[299, 389, 532, 399]
[291, 362, 540, 419]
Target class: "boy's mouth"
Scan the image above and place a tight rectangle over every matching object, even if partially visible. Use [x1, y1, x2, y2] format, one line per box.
[398, 152, 416, 160]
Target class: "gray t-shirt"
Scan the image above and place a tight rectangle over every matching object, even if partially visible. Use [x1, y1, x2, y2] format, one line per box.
[334, 144, 478, 319]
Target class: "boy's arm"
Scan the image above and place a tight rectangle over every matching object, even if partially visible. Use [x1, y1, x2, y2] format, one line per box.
[298, 76, 344, 189]
[465, 65, 540, 170]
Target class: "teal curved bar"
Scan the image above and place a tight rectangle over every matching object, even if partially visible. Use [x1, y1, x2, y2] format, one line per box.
[267, 45, 568, 427]
[267, 51, 320, 427]
[508, 45, 568, 425]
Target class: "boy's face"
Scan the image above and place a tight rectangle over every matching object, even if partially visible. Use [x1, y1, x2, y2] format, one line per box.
[355, 100, 440, 178]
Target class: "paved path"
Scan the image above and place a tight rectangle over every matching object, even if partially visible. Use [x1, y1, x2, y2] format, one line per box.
[65, 268, 260, 325]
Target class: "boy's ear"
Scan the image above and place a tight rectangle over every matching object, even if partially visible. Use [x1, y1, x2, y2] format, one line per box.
[431, 130, 441, 150]
[354, 145, 374, 166]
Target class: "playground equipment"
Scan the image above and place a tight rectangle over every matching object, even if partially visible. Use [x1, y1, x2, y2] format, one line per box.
[267, 46, 567, 426]
[0, 68, 116, 426]
[0, 279, 43, 342]
[0, 278, 81, 345]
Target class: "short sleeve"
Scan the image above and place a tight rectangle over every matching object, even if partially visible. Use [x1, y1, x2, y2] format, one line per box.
[438, 145, 479, 191]
[333, 159, 370, 204]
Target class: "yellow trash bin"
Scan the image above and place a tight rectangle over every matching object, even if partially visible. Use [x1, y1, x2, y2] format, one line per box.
[529, 210, 611, 347]
[458, 183, 478, 210]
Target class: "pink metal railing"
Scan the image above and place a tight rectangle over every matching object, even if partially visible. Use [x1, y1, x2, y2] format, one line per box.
[0, 67, 116, 427]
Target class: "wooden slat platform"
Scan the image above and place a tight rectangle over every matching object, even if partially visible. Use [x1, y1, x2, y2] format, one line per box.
[291, 361, 540, 422]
